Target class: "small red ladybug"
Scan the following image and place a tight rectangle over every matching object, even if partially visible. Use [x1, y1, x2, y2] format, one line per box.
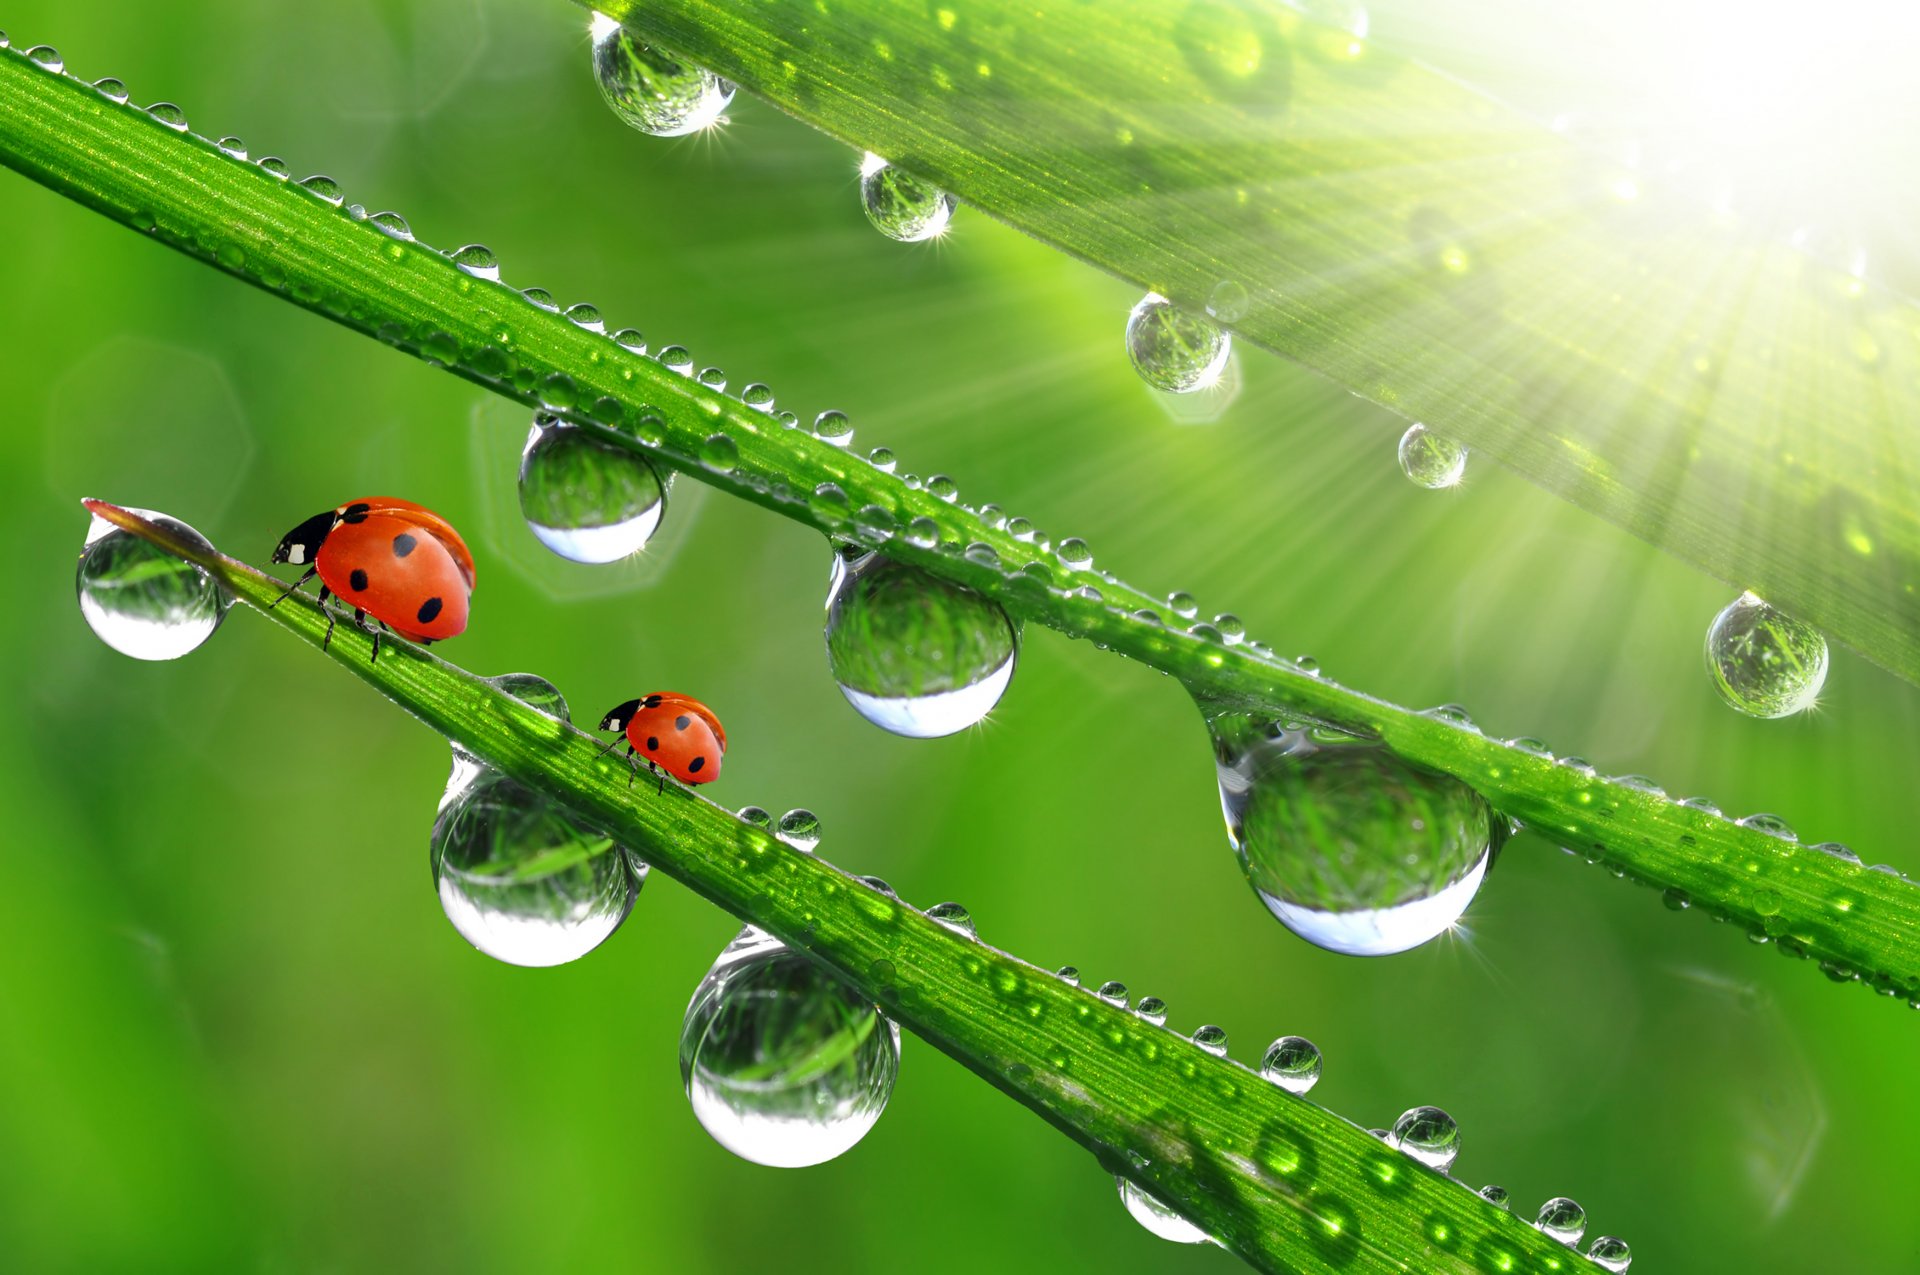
[269, 496, 476, 661]
[598, 692, 726, 791]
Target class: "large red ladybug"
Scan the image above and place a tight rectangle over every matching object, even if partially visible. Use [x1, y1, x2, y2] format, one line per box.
[269, 496, 476, 661]
[598, 692, 726, 791]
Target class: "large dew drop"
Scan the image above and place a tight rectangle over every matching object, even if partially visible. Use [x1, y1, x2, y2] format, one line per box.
[432, 675, 640, 967]
[1205, 709, 1501, 955]
[681, 926, 900, 1167]
[1115, 1177, 1211, 1245]
[824, 549, 1019, 737]
[589, 11, 734, 136]
[1125, 293, 1230, 393]
[1704, 591, 1828, 717]
[859, 153, 955, 242]
[76, 508, 230, 660]
[1388, 1105, 1461, 1171]
[1396, 423, 1468, 489]
[518, 413, 669, 564]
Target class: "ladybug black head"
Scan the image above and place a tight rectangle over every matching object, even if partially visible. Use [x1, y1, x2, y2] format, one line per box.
[273, 509, 338, 566]
[599, 699, 643, 733]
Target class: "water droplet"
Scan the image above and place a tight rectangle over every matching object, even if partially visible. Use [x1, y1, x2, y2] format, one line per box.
[565, 303, 606, 333]
[1134, 996, 1168, 1025]
[1097, 981, 1130, 1008]
[1389, 1106, 1461, 1171]
[1167, 591, 1199, 618]
[1213, 614, 1246, 643]
[1586, 1236, 1633, 1272]
[1259, 1036, 1322, 1094]
[298, 175, 344, 207]
[776, 809, 821, 851]
[926, 475, 959, 503]
[94, 78, 129, 103]
[1115, 1177, 1211, 1245]
[1813, 841, 1861, 864]
[216, 135, 246, 159]
[1422, 704, 1478, 732]
[26, 45, 64, 74]
[681, 926, 900, 1166]
[1534, 1197, 1587, 1246]
[76, 509, 230, 660]
[1479, 1184, 1510, 1209]
[1397, 423, 1468, 489]
[257, 156, 290, 180]
[812, 409, 854, 446]
[368, 211, 413, 241]
[867, 446, 897, 472]
[450, 244, 499, 280]
[1207, 280, 1250, 322]
[926, 901, 974, 935]
[518, 413, 668, 563]
[1125, 292, 1230, 393]
[1207, 710, 1499, 955]
[1055, 965, 1081, 987]
[699, 432, 740, 472]
[1704, 591, 1828, 717]
[903, 516, 939, 549]
[1057, 537, 1093, 568]
[521, 288, 560, 313]
[824, 550, 1019, 737]
[658, 344, 694, 375]
[737, 805, 773, 830]
[696, 367, 727, 392]
[1191, 1024, 1229, 1056]
[859, 152, 956, 242]
[146, 102, 188, 131]
[590, 11, 735, 137]
[1737, 812, 1796, 841]
[741, 383, 776, 413]
[612, 328, 647, 355]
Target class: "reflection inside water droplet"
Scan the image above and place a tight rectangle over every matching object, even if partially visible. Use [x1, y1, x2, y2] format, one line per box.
[1260, 1035, 1322, 1094]
[1704, 591, 1827, 718]
[1126, 292, 1230, 393]
[1389, 1105, 1461, 1170]
[1116, 1176, 1212, 1245]
[1534, 1197, 1587, 1246]
[1397, 423, 1468, 489]
[681, 925, 900, 1167]
[859, 152, 956, 242]
[518, 413, 669, 563]
[589, 11, 735, 136]
[76, 509, 231, 660]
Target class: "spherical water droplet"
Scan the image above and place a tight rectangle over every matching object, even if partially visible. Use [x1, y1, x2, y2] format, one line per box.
[697, 367, 727, 392]
[1207, 279, 1250, 322]
[448, 244, 500, 280]
[825, 550, 1019, 737]
[737, 805, 773, 830]
[681, 926, 900, 1167]
[1736, 812, 1796, 841]
[1126, 292, 1230, 393]
[776, 809, 822, 851]
[1055, 966, 1080, 986]
[145, 102, 188, 131]
[298, 175, 344, 207]
[367, 211, 412, 241]
[1587, 1236, 1632, 1272]
[1096, 981, 1130, 1008]
[658, 345, 694, 375]
[518, 414, 668, 563]
[926, 901, 974, 936]
[926, 475, 960, 503]
[1259, 1036, 1322, 1094]
[903, 516, 939, 549]
[1191, 1025, 1229, 1056]
[867, 446, 897, 472]
[859, 153, 956, 242]
[565, 303, 606, 333]
[1208, 712, 1500, 955]
[812, 409, 854, 446]
[76, 510, 230, 660]
[1134, 996, 1168, 1025]
[216, 135, 246, 159]
[1479, 1184, 1510, 1209]
[94, 78, 129, 103]
[257, 157, 290, 180]
[741, 383, 776, 413]
[612, 328, 647, 355]
[1115, 1177, 1211, 1245]
[1534, 1197, 1587, 1245]
[1397, 423, 1468, 489]
[1213, 613, 1246, 643]
[1704, 591, 1828, 717]
[590, 11, 735, 136]
[1166, 591, 1199, 618]
[522, 287, 559, 313]
[431, 767, 639, 967]
[26, 45, 64, 74]
[1056, 537, 1093, 568]
[1389, 1106, 1461, 1171]
[700, 433, 740, 472]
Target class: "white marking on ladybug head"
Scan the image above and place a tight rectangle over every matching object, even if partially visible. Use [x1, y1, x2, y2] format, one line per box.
[286, 545, 306, 564]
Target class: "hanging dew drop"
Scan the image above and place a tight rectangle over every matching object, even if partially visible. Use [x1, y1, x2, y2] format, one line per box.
[1534, 1197, 1587, 1246]
[76, 509, 231, 660]
[1125, 292, 1230, 393]
[824, 549, 1019, 737]
[681, 925, 900, 1167]
[859, 152, 957, 242]
[1586, 1236, 1633, 1272]
[590, 11, 735, 136]
[1704, 591, 1828, 717]
[1397, 423, 1468, 489]
[1259, 1035, 1323, 1095]
[1389, 1106, 1461, 1171]
[1115, 1177, 1212, 1245]
[1204, 707, 1501, 956]
[518, 413, 669, 564]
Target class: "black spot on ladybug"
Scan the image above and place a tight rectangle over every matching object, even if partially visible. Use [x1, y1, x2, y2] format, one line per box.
[349, 568, 369, 592]
[675, 714, 691, 730]
[392, 532, 418, 558]
[645, 736, 659, 751]
[688, 755, 706, 774]
[417, 596, 443, 624]
[644, 695, 663, 707]
[342, 502, 371, 524]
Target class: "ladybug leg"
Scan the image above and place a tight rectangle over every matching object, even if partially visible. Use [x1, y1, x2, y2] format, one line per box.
[351, 607, 380, 664]
[596, 734, 626, 758]
[317, 585, 338, 652]
[267, 567, 316, 608]
[652, 761, 665, 796]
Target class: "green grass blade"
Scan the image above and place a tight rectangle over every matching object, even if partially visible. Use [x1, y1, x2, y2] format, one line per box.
[584, 0, 1920, 686]
[4, 45, 1917, 1007]
[82, 498, 1607, 1275]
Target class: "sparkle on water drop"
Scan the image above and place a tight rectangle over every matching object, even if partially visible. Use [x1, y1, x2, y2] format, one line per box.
[1704, 591, 1828, 717]
[859, 152, 956, 242]
[1259, 1035, 1323, 1095]
[518, 413, 669, 564]
[824, 549, 1019, 737]
[1586, 1236, 1633, 1272]
[1397, 423, 1468, 489]
[76, 509, 231, 660]
[1534, 1197, 1587, 1246]
[1389, 1105, 1461, 1171]
[590, 11, 735, 136]
[1116, 1177, 1211, 1245]
[681, 925, 900, 1167]
[1125, 292, 1231, 393]
[776, 808, 822, 851]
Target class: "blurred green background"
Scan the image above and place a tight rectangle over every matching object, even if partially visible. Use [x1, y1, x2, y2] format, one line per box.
[3, 2, 1917, 1271]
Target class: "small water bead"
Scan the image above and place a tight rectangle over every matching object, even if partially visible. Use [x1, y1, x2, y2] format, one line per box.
[257, 157, 290, 179]
[903, 517, 940, 549]
[26, 45, 63, 73]
[776, 808, 822, 851]
[1133, 996, 1168, 1025]
[298, 175, 344, 206]
[681, 926, 900, 1167]
[867, 447, 897, 472]
[1259, 1036, 1322, 1095]
[1705, 591, 1828, 717]
[810, 409, 854, 446]
[926, 901, 974, 936]
[736, 806, 773, 831]
[1191, 1025, 1229, 1056]
[1055, 966, 1081, 987]
[1389, 1106, 1461, 1171]
[1814, 841, 1862, 864]
[1116, 1177, 1211, 1245]
[658, 345, 694, 375]
[699, 433, 740, 472]
[216, 136, 246, 159]
[1097, 981, 1130, 1008]
[1207, 279, 1250, 322]
[1586, 1237, 1633, 1272]
[368, 211, 413, 241]
[858, 152, 956, 242]
[1213, 613, 1246, 643]
[1737, 812, 1796, 841]
[741, 383, 776, 413]
[76, 509, 231, 660]
[1504, 736, 1553, 759]
[1125, 292, 1231, 393]
[521, 287, 559, 313]
[1421, 704, 1478, 732]
[1478, 1184, 1510, 1210]
[1166, 591, 1199, 618]
[95, 78, 130, 103]
[697, 367, 727, 392]
[518, 413, 669, 564]
[926, 475, 959, 503]
[565, 303, 606, 333]
[449, 243, 500, 280]
[811, 484, 851, 521]
[589, 11, 735, 137]
[824, 550, 1019, 738]
[1534, 1197, 1587, 1246]
[146, 102, 188, 131]
[1056, 537, 1093, 568]
[612, 328, 647, 355]
[1207, 711, 1501, 956]
[1397, 423, 1468, 489]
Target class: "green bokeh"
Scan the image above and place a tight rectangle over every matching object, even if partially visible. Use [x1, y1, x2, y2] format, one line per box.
[1, 4, 1916, 1273]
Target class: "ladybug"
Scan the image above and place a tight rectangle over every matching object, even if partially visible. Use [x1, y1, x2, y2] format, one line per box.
[268, 497, 476, 662]
[597, 692, 726, 792]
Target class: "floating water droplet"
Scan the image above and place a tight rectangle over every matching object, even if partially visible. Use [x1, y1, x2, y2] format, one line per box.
[1586, 1236, 1633, 1272]
[298, 175, 344, 207]
[1704, 591, 1828, 717]
[26, 45, 63, 73]
[1397, 423, 1468, 489]
[1116, 1177, 1211, 1245]
[1479, 1184, 1510, 1209]
[824, 550, 1019, 737]
[1534, 1197, 1587, 1245]
[590, 11, 736, 136]
[1125, 292, 1230, 393]
[681, 925, 900, 1167]
[1097, 981, 1130, 1008]
[146, 102, 188, 131]
[926, 901, 974, 935]
[1389, 1106, 1461, 1171]
[94, 78, 129, 103]
[699, 432, 739, 472]
[565, 303, 606, 333]
[1259, 1036, 1322, 1094]
[1056, 537, 1093, 568]
[518, 413, 668, 563]
[449, 244, 500, 280]
[76, 509, 231, 660]
[1134, 996, 1168, 1025]
[1208, 711, 1499, 955]
[367, 211, 412, 241]
[859, 152, 956, 242]
[1191, 1024, 1229, 1056]
[776, 809, 821, 851]
[658, 344, 694, 375]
